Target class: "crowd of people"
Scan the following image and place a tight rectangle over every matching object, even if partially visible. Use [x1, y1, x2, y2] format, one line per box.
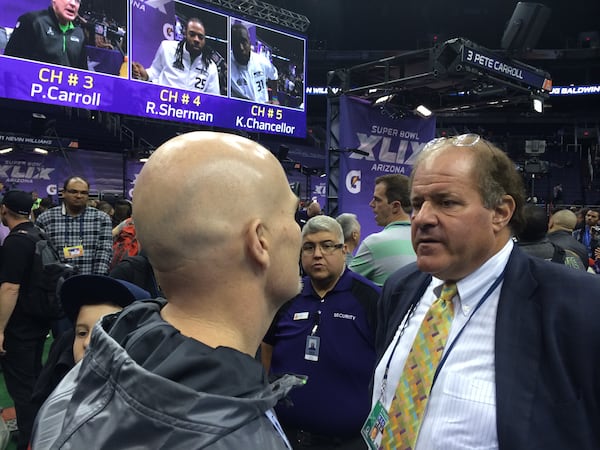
[0, 131, 599, 449]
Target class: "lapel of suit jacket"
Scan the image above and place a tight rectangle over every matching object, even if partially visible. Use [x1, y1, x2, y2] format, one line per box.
[495, 246, 541, 449]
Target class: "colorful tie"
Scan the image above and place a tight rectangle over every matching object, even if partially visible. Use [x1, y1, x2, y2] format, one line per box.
[381, 282, 457, 450]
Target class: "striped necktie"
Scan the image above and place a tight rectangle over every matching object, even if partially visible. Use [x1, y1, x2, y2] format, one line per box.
[381, 282, 457, 450]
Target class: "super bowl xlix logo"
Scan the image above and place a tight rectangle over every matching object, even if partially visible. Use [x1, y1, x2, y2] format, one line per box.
[345, 170, 361, 194]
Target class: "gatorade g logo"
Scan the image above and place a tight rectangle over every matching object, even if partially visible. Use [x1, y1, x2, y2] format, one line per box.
[346, 170, 361, 194]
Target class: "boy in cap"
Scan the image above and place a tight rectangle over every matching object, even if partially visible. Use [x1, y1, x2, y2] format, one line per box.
[31, 275, 149, 413]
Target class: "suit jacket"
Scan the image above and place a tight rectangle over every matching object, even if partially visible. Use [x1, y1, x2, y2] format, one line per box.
[376, 245, 600, 450]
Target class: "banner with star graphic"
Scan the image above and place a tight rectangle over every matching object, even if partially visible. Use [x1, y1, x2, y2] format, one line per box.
[0, 148, 143, 200]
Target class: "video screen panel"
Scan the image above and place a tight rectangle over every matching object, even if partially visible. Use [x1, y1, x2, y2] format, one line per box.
[0, 0, 306, 138]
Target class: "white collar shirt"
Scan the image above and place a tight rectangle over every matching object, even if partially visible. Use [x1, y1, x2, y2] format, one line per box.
[372, 239, 513, 450]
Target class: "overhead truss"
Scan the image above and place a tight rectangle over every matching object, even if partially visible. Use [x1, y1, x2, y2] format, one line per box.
[200, 0, 310, 32]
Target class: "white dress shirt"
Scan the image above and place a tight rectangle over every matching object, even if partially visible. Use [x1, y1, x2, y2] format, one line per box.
[372, 239, 514, 450]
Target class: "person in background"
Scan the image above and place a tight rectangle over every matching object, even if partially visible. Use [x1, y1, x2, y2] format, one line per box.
[295, 200, 321, 229]
[349, 174, 416, 286]
[4, 0, 87, 70]
[547, 208, 589, 269]
[230, 22, 278, 103]
[110, 249, 161, 297]
[131, 17, 220, 95]
[371, 134, 600, 450]
[573, 207, 587, 231]
[30, 274, 149, 432]
[36, 176, 113, 276]
[516, 204, 585, 270]
[0, 191, 48, 450]
[32, 131, 304, 449]
[336, 213, 361, 265]
[95, 200, 114, 220]
[515, 204, 558, 261]
[31, 197, 53, 222]
[112, 199, 132, 229]
[573, 208, 600, 258]
[263, 215, 380, 449]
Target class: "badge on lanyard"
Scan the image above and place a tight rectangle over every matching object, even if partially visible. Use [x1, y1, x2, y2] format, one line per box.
[304, 335, 320, 361]
[63, 244, 84, 259]
[361, 400, 389, 450]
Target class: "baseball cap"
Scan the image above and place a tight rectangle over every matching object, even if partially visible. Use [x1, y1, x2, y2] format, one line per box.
[2, 190, 34, 216]
[60, 275, 151, 324]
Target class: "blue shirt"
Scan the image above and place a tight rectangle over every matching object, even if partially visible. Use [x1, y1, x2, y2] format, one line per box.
[264, 268, 380, 437]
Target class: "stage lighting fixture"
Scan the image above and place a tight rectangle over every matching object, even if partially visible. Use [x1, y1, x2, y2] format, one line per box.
[138, 149, 153, 162]
[33, 147, 48, 155]
[374, 94, 395, 105]
[414, 105, 433, 118]
[532, 97, 544, 113]
[0, 147, 13, 154]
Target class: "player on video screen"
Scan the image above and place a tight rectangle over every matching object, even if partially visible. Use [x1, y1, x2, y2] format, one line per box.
[230, 23, 279, 104]
[131, 17, 220, 95]
[4, 0, 87, 70]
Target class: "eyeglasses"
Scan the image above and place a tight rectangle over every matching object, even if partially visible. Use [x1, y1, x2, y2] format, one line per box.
[301, 240, 344, 256]
[65, 189, 89, 196]
[423, 133, 483, 151]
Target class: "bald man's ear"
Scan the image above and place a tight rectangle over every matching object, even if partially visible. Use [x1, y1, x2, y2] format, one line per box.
[246, 220, 269, 269]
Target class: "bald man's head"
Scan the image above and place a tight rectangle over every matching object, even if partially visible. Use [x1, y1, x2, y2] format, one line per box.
[549, 209, 577, 232]
[133, 131, 301, 304]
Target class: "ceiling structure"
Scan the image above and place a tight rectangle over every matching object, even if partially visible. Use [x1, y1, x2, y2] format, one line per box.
[278, 0, 600, 135]
[0, 0, 598, 150]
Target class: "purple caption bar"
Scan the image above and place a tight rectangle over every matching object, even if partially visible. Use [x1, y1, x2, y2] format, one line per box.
[0, 57, 306, 138]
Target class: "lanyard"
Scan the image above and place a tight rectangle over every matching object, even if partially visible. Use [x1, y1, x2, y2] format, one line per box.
[65, 209, 85, 246]
[310, 309, 321, 336]
[379, 271, 505, 401]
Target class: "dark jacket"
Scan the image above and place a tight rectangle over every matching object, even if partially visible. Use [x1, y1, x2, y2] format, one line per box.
[547, 229, 589, 268]
[376, 246, 600, 450]
[32, 299, 304, 449]
[4, 7, 87, 69]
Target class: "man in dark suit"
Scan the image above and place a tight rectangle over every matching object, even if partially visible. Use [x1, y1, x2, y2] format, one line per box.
[369, 134, 600, 450]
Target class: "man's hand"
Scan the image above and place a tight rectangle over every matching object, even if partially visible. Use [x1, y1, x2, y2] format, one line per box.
[0, 331, 6, 355]
[131, 62, 149, 81]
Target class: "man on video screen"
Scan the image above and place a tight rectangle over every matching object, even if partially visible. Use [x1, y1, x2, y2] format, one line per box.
[131, 17, 220, 95]
[4, 0, 87, 70]
[230, 22, 278, 104]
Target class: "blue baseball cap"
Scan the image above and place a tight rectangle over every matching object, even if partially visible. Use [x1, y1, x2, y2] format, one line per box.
[60, 275, 150, 324]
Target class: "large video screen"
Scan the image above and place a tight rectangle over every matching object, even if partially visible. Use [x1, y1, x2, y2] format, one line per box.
[0, 0, 306, 138]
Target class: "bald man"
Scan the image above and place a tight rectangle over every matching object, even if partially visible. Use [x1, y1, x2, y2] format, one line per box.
[547, 208, 589, 268]
[32, 132, 303, 449]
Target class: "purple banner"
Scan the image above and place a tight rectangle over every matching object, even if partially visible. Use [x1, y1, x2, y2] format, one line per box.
[337, 95, 436, 239]
[0, 57, 306, 137]
[0, 0, 48, 29]
[0, 150, 143, 200]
